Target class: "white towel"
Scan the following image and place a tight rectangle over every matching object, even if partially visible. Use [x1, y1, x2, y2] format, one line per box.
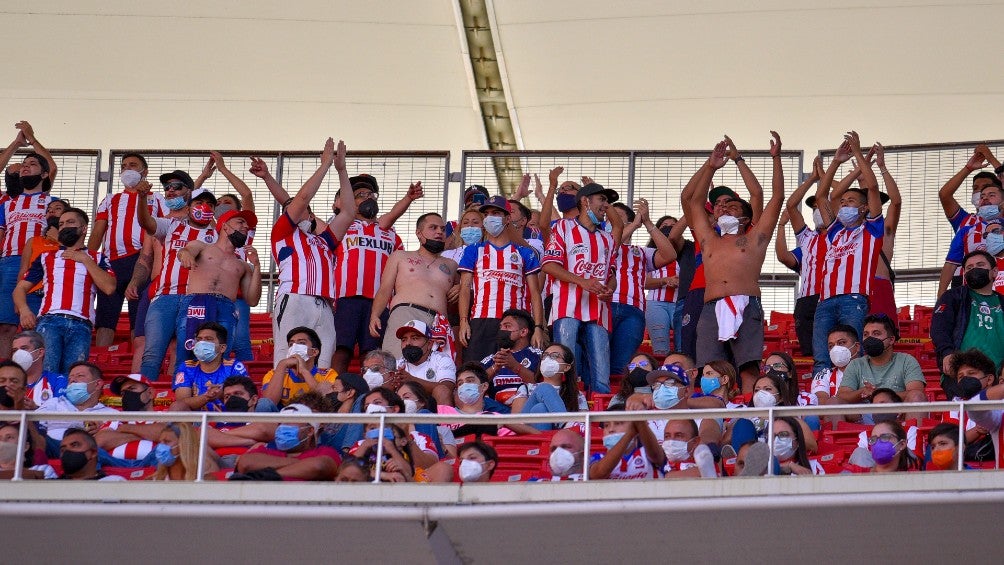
[715, 295, 749, 341]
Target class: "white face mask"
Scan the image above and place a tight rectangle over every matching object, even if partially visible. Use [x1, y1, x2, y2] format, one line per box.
[0, 441, 18, 465]
[11, 348, 35, 372]
[403, 399, 418, 414]
[540, 357, 562, 378]
[662, 439, 692, 462]
[287, 343, 310, 362]
[773, 436, 796, 460]
[752, 389, 778, 408]
[812, 208, 824, 230]
[121, 169, 142, 188]
[829, 345, 852, 368]
[365, 404, 387, 414]
[973, 192, 983, 208]
[458, 459, 484, 482]
[549, 447, 577, 477]
[363, 369, 385, 389]
[717, 215, 740, 235]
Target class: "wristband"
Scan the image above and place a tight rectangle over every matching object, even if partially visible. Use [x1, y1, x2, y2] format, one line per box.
[535, 324, 546, 330]
[879, 168, 890, 175]
[735, 156, 745, 163]
[995, 164, 1004, 176]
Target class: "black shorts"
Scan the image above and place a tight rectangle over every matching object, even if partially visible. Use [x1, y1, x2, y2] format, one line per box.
[334, 296, 386, 354]
[95, 253, 141, 331]
[463, 317, 502, 364]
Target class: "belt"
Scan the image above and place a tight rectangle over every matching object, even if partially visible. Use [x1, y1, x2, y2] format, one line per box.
[190, 292, 233, 302]
[41, 313, 92, 326]
[390, 302, 440, 317]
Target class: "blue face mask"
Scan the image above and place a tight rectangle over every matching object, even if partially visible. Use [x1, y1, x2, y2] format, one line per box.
[652, 384, 680, 409]
[987, 232, 1004, 256]
[460, 226, 482, 245]
[603, 432, 625, 451]
[274, 424, 305, 451]
[457, 383, 482, 405]
[154, 442, 177, 466]
[587, 209, 601, 226]
[483, 215, 505, 237]
[700, 376, 721, 396]
[165, 196, 187, 210]
[837, 206, 862, 225]
[192, 341, 218, 363]
[556, 193, 577, 213]
[64, 382, 92, 406]
[364, 428, 396, 441]
[978, 204, 1001, 222]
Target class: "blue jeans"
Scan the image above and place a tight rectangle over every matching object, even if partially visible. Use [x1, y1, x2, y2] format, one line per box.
[812, 293, 869, 374]
[177, 293, 237, 363]
[520, 383, 567, 431]
[610, 302, 645, 375]
[140, 294, 184, 381]
[552, 317, 610, 394]
[232, 298, 253, 362]
[0, 256, 22, 324]
[672, 297, 684, 351]
[36, 314, 92, 375]
[645, 300, 677, 356]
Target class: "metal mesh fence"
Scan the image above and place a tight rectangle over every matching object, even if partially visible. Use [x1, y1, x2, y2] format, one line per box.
[8, 149, 101, 214]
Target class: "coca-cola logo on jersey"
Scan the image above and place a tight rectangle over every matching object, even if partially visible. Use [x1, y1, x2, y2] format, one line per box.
[572, 258, 608, 279]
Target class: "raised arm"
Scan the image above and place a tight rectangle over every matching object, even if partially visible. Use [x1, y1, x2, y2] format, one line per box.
[539, 166, 563, 245]
[815, 139, 853, 227]
[685, 141, 728, 245]
[775, 215, 798, 270]
[211, 152, 255, 214]
[638, 199, 677, 268]
[667, 214, 688, 252]
[829, 160, 863, 209]
[377, 182, 423, 230]
[752, 131, 785, 241]
[325, 140, 357, 240]
[785, 156, 821, 235]
[286, 138, 335, 224]
[134, 180, 158, 235]
[249, 156, 290, 206]
[193, 157, 215, 190]
[725, 135, 763, 223]
[15, 121, 57, 183]
[939, 149, 986, 221]
[845, 132, 881, 217]
[0, 130, 25, 173]
[874, 143, 901, 233]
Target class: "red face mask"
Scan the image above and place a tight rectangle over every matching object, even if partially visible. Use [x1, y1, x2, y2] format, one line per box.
[191, 203, 214, 223]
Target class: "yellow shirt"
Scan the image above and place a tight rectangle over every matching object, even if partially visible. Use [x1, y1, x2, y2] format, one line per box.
[261, 366, 338, 405]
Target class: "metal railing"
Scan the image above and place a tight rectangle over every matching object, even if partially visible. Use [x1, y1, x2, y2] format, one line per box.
[7, 399, 1000, 483]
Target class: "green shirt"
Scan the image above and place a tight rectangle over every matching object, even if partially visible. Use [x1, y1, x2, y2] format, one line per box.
[960, 290, 1004, 368]
[841, 352, 924, 393]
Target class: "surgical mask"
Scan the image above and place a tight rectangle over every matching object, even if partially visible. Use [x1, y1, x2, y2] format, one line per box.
[190, 203, 214, 223]
[603, 432, 625, 451]
[363, 369, 385, 389]
[422, 239, 445, 254]
[459, 459, 484, 482]
[288, 343, 310, 362]
[11, 348, 35, 372]
[193, 341, 219, 363]
[297, 218, 317, 234]
[403, 399, 418, 414]
[752, 390, 777, 408]
[812, 208, 824, 230]
[154, 443, 177, 467]
[165, 196, 187, 210]
[121, 169, 142, 188]
[549, 447, 577, 476]
[972, 192, 983, 208]
[540, 357, 562, 378]
[930, 448, 955, 470]
[829, 345, 852, 368]
[978, 204, 1001, 222]
[869, 440, 899, 465]
[120, 389, 147, 412]
[862, 336, 887, 358]
[358, 199, 379, 220]
[365, 428, 395, 441]
[228, 230, 248, 248]
[496, 329, 516, 350]
[365, 403, 388, 414]
[64, 382, 93, 406]
[483, 215, 505, 237]
[60, 450, 89, 475]
[717, 215, 740, 235]
[457, 383, 481, 405]
[662, 439, 691, 462]
[224, 396, 250, 413]
[460, 226, 482, 245]
[700, 376, 721, 395]
[402, 345, 425, 364]
[985, 232, 1004, 256]
[556, 193, 577, 213]
[652, 384, 681, 409]
[57, 227, 81, 247]
[627, 367, 650, 388]
[965, 267, 992, 289]
[274, 424, 305, 451]
[837, 206, 861, 225]
[773, 436, 796, 461]
[601, 221, 612, 234]
[46, 216, 60, 230]
[587, 209, 601, 226]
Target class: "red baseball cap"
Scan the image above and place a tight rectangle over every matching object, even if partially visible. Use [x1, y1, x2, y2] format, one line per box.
[217, 208, 258, 230]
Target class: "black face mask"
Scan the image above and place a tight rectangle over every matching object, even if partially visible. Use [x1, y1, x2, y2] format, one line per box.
[862, 336, 887, 357]
[4, 170, 22, 198]
[402, 345, 425, 364]
[496, 329, 516, 350]
[326, 393, 344, 412]
[46, 216, 60, 230]
[358, 199, 379, 220]
[765, 367, 790, 383]
[422, 239, 445, 254]
[627, 367, 650, 388]
[60, 450, 89, 476]
[224, 396, 250, 413]
[228, 230, 248, 248]
[659, 226, 673, 236]
[0, 386, 13, 408]
[957, 376, 985, 400]
[120, 390, 147, 412]
[57, 227, 80, 247]
[871, 412, 900, 424]
[19, 174, 43, 191]
[965, 268, 992, 290]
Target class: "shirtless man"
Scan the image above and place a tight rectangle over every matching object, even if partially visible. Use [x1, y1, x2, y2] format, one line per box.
[176, 208, 261, 356]
[685, 133, 784, 393]
[369, 212, 458, 359]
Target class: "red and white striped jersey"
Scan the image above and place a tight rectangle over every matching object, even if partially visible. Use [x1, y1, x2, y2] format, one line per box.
[820, 216, 884, 300]
[795, 227, 826, 299]
[647, 261, 680, 303]
[95, 191, 168, 260]
[152, 220, 217, 296]
[0, 192, 51, 257]
[100, 420, 155, 460]
[457, 241, 541, 319]
[612, 244, 656, 310]
[542, 218, 616, 329]
[335, 219, 403, 299]
[24, 248, 113, 323]
[271, 213, 338, 300]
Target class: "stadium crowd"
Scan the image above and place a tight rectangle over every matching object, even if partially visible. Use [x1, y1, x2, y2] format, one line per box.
[1, 121, 1003, 482]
